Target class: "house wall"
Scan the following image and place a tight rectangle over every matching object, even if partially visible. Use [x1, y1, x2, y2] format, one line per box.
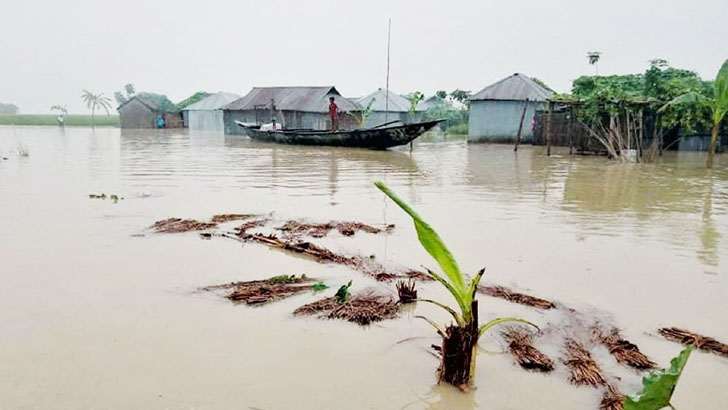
[119, 99, 155, 129]
[468, 100, 543, 143]
[188, 110, 224, 131]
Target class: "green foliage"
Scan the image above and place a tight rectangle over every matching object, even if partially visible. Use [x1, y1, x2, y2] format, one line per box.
[176, 91, 212, 111]
[268, 274, 306, 284]
[374, 182, 535, 337]
[0, 102, 20, 114]
[624, 346, 693, 410]
[435, 90, 448, 99]
[447, 122, 468, 135]
[124, 83, 135, 97]
[114, 92, 127, 106]
[530, 77, 554, 93]
[0, 115, 119, 127]
[449, 89, 471, 107]
[335, 280, 352, 303]
[50, 105, 68, 115]
[312, 282, 328, 292]
[348, 98, 375, 127]
[136, 92, 178, 112]
[406, 91, 424, 116]
[81, 90, 112, 126]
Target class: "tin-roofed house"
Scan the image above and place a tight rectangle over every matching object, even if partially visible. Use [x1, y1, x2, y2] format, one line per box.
[468, 73, 552, 143]
[355, 88, 423, 128]
[222, 86, 357, 135]
[117, 93, 183, 129]
[181, 92, 240, 131]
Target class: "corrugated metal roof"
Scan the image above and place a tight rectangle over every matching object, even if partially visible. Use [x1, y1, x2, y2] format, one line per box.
[416, 95, 454, 111]
[182, 92, 240, 111]
[355, 88, 418, 112]
[471, 73, 552, 102]
[223, 86, 356, 112]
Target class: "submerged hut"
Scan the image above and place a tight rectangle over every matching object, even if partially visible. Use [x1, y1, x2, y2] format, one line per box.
[117, 93, 182, 129]
[222, 86, 357, 134]
[468, 73, 552, 143]
[181, 92, 240, 131]
[355, 88, 422, 128]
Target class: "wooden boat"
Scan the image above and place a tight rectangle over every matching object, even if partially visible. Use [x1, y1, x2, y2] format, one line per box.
[235, 119, 444, 149]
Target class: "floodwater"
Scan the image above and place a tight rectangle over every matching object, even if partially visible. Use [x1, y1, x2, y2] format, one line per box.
[1, 125, 726, 410]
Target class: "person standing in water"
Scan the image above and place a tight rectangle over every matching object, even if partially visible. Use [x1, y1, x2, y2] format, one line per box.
[156, 114, 165, 129]
[328, 96, 338, 131]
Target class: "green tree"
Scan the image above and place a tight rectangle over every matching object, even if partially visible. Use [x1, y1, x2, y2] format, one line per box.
[435, 90, 447, 99]
[449, 89, 471, 108]
[587, 51, 602, 75]
[81, 90, 112, 126]
[0, 102, 19, 114]
[124, 83, 135, 97]
[660, 59, 728, 168]
[50, 105, 68, 115]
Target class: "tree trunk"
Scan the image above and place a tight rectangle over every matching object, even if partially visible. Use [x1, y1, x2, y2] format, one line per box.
[439, 301, 479, 388]
[92, 106, 96, 127]
[708, 123, 718, 169]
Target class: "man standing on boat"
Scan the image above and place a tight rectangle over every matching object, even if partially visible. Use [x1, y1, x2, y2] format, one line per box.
[328, 96, 339, 131]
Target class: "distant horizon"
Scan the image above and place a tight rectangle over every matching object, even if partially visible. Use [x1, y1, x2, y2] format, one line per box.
[1, 0, 725, 114]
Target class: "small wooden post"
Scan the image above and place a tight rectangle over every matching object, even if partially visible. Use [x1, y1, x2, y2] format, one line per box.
[514, 98, 529, 152]
[567, 105, 575, 155]
[545, 101, 554, 156]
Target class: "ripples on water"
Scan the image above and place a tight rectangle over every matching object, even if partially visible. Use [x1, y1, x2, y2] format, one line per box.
[1, 126, 727, 410]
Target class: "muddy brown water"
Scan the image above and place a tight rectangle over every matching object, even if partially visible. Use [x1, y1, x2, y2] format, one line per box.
[1, 126, 726, 410]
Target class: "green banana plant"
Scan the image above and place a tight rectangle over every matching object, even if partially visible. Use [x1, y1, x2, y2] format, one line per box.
[374, 181, 535, 339]
[659, 59, 728, 168]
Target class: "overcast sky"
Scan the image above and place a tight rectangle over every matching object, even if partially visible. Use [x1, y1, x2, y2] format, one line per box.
[1, 0, 726, 114]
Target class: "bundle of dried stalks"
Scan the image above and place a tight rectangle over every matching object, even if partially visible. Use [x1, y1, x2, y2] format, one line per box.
[658, 327, 728, 358]
[152, 218, 216, 233]
[201, 275, 315, 305]
[211, 214, 259, 223]
[563, 340, 606, 387]
[294, 292, 399, 325]
[591, 326, 655, 370]
[396, 280, 417, 304]
[479, 286, 556, 309]
[277, 220, 390, 239]
[231, 224, 419, 282]
[502, 326, 554, 372]
[599, 385, 625, 410]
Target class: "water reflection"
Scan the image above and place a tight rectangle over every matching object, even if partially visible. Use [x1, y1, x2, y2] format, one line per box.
[400, 384, 477, 410]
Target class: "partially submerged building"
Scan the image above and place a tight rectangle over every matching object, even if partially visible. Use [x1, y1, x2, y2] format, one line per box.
[222, 86, 357, 134]
[117, 94, 182, 129]
[355, 88, 422, 128]
[468, 73, 552, 143]
[181, 92, 240, 131]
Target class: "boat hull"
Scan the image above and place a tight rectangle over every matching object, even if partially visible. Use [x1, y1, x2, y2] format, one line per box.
[237, 120, 443, 149]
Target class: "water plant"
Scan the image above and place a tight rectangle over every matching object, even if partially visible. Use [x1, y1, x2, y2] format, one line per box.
[623, 345, 693, 410]
[374, 181, 536, 388]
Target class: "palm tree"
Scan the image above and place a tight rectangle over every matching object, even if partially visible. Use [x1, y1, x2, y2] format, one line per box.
[659, 59, 728, 168]
[587, 51, 601, 75]
[50, 105, 68, 115]
[80, 90, 112, 126]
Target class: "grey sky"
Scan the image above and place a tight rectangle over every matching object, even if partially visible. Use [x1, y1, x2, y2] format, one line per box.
[1, 0, 726, 114]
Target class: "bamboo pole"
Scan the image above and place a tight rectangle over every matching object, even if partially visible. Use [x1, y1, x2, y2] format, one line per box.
[545, 101, 553, 156]
[514, 98, 529, 152]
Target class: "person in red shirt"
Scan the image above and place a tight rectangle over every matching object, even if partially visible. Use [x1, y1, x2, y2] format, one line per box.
[328, 96, 339, 131]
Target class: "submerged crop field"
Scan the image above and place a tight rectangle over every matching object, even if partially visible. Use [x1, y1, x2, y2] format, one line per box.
[0, 125, 726, 410]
